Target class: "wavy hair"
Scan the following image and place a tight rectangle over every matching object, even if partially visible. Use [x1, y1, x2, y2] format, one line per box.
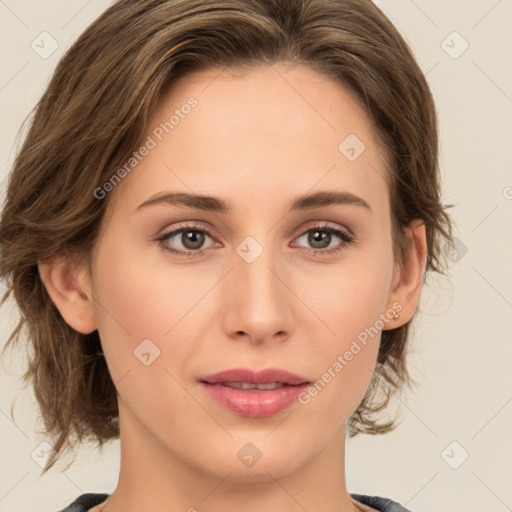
[0, 0, 454, 472]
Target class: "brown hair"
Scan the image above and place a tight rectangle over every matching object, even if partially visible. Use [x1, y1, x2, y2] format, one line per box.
[0, 0, 453, 472]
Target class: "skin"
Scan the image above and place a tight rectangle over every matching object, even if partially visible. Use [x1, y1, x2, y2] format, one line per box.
[39, 63, 427, 512]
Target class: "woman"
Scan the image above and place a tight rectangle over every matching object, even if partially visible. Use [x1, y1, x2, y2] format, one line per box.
[0, 0, 453, 511]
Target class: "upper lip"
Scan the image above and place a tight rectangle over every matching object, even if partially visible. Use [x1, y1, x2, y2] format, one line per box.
[198, 368, 310, 386]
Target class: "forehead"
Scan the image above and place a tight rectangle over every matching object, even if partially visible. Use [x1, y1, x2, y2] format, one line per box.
[162, 63, 374, 141]
[108, 64, 390, 217]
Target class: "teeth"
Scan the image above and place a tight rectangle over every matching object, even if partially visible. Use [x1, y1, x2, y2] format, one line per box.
[254, 382, 285, 390]
[220, 382, 286, 390]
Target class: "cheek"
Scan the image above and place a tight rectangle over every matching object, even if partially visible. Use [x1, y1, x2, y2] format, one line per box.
[303, 245, 393, 340]
[89, 234, 206, 381]
[89, 240, 211, 429]
[296, 255, 393, 417]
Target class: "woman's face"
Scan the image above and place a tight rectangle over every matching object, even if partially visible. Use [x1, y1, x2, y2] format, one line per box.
[86, 64, 405, 479]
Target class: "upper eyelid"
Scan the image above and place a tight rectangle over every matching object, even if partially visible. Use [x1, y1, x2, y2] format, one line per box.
[290, 221, 353, 239]
[157, 221, 215, 239]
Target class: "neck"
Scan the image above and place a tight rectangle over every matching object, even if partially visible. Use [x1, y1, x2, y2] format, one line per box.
[100, 398, 364, 512]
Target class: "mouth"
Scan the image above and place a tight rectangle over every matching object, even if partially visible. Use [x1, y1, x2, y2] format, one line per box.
[197, 367, 311, 418]
[197, 367, 310, 386]
[205, 381, 299, 390]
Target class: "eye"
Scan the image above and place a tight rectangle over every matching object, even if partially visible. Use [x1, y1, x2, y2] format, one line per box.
[156, 222, 218, 256]
[292, 223, 354, 256]
[156, 221, 354, 257]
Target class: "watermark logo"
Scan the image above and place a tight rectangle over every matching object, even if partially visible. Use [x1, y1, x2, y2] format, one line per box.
[443, 236, 468, 263]
[338, 134, 366, 161]
[441, 441, 469, 469]
[134, 338, 161, 366]
[31, 31, 59, 59]
[441, 31, 469, 59]
[31, 441, 56, 468]
[236, 236, 264, 264]
[237, 442, 263, 468]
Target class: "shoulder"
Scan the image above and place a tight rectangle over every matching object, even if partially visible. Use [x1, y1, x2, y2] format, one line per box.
[350, 493, 413, 512]
[55, 493, 109, 512]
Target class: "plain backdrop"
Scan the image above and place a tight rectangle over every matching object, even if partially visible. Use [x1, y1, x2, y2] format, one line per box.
[0, 1, 511, 511]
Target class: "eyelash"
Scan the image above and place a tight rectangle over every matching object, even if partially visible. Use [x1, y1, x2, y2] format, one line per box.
[155, 221, 354, 257]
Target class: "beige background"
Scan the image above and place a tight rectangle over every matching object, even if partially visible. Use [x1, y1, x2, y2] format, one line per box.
[1, 1, 511, 511]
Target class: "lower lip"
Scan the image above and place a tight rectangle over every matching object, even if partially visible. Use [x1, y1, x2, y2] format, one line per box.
[199, 382, 309, 418]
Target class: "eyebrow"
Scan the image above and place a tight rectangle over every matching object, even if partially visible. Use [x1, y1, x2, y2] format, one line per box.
[136, 190, 372, 214]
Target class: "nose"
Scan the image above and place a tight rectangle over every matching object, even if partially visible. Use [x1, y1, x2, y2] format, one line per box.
[221, 237, 295, 346]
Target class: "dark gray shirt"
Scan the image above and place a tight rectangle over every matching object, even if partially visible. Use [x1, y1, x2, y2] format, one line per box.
[56, 492, 413, 511]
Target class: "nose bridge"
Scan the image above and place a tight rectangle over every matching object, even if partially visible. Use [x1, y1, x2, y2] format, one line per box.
[224, 234, 292, 341]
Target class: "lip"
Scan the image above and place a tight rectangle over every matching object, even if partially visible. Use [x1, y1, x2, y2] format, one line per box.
[197, 367, 311, 418]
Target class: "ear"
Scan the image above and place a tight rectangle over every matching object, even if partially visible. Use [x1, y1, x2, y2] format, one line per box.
[38, 254, 97, 334]
[384, 219, 427, 330]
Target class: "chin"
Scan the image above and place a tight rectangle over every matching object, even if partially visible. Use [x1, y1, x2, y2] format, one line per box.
[201, 440, 308, 482]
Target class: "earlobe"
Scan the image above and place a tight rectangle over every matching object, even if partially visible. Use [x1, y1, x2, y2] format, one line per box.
[384, 219, 428, 329]
[37, 255, 97, 334]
